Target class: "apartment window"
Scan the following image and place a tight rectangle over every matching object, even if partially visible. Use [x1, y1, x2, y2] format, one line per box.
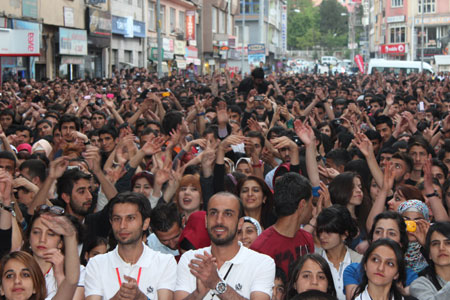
[112, 49, 119, 65]
[240, 0, 259, 14]
[418, 0, 435, 13]
[417, 27, 437, 47]
[170, 8, 176, 33]
[128, 0, 132, 5]
[391, 0, 403, 7]
[389, 25, 405, 43]
[148, 1, 155, 31]
[137, 0, 142, 8]
[212, 7, 217, 33]
[219, 10, 225, 33]
[179, 11, 185, 34]
[125, 50, 133, 63]
[161, 5, 166, 33]
[138, 51, 143, 67]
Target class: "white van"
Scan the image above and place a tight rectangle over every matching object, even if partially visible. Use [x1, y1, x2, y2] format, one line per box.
[321, 56, 338, 66]
[367, 59, 433, 74]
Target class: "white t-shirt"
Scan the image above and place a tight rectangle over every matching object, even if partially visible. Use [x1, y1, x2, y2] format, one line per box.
[176, 244, 275, 300]
[85, 243, 177, 300]
[45, 265, 85, 300]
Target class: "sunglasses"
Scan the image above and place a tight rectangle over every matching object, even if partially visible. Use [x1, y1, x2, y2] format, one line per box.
[35, 205, 65, 216]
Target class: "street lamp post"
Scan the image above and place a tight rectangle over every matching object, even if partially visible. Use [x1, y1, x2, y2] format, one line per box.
[241, 0, 245, 74]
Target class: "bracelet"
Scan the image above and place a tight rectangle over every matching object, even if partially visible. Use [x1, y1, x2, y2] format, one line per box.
[0, 202, 16, 217]
[307, 223, 316, 228]
[196, 112, 205, 116]
[252, 160, 263, 168]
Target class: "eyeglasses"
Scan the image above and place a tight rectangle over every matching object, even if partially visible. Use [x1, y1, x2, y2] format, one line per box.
[35, 205, 65, 216]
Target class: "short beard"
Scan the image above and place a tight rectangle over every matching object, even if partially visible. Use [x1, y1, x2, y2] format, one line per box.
[69, 199, 91, 217]
[208, 223, 238, 246]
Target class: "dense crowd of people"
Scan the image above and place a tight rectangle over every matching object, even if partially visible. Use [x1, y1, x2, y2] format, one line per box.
[0, 66, 449, 300]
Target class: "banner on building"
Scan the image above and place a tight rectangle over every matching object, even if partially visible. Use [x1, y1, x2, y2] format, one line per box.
[0, 29, 40, 56]
[248, 43, 266, 65]
[186, 11, 196, 41]
[281, 5, 287, 53]
[22, 0, 38, 18]
[59, 28, 87, 56]
[88, 8, 112, 37]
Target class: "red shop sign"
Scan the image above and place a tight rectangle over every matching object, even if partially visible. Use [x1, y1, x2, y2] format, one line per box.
[381, 43, 406, 54]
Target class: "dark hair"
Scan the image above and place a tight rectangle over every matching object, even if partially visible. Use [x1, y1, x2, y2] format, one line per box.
[287, 254, 337, 299]
[273, 173, 312, 217]
[207, 192, 245, 219]
[91, 110, 107, 119]
[329, 172, 361, 207]
[317, 205, 358, 244]
[407, 135, 435, 157]
[98, 126, 118, 139]
[420, 222, 450, 290]
[80, 236, 108, 266]
[294, 290, 338, 300]
[375, 115, 393, 128]
[391, 152, 414, 173]
[109, 191, 152, 221]
[0, 151, 16, 169]
[353, 239, 406, 300]
[245, 131, 265, 149]
[275, 266, 287, 285]
[267, 126, 288, 140]
[58, 114, 81, 131]
[368, 211, 409, 254]
[56, 169, 92, 202]
[236, 176, 275, 229]
[251, 67, 265, 79]
[162, 110, 184, 135]
[364, 129, 382, 143]
[325, 149, 351, 169]
[19, 159, 47, 183]
[0, 251, 47, 300]
[131, 171, 154, 189]
[431, 158, 448, 179]
[395, 184, 424, 202]
[150, 202, 182, 232]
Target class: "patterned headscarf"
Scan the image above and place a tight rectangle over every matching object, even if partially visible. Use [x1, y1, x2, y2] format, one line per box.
[398, 199, 429, 273]
[243, 216, 262, 236]
[397, 199, 429, 220]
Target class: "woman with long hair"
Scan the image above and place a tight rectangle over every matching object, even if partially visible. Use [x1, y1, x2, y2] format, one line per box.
[286, 254, 337, 299]
[22, 206, 83, 300]
[1, 213, 79, 300]
[410, 222, 450, 299]
[236, 176, 276, 229]
[352, 239, 406, 300]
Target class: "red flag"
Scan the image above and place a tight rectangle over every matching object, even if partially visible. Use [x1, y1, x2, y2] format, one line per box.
[354, 54, 364, 73]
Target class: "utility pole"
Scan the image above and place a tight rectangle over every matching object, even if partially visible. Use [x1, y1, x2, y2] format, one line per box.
[259, 0, 264, 44]
[420, 0, 424, 71]
[156, 0, 163, 78]
[241, 0, 245, 74]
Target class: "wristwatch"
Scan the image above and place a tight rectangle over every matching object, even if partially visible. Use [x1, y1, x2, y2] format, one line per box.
[425, 190, 439, 198]
[215, 279, 227, 295]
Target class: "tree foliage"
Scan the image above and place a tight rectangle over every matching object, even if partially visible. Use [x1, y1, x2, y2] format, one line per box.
[287, 0, 348, 50]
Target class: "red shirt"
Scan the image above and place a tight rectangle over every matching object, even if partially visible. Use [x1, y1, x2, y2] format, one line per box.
[250, 226, 314, 277]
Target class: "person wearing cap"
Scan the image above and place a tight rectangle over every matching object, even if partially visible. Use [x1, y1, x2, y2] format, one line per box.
[16, 143, 32, 154]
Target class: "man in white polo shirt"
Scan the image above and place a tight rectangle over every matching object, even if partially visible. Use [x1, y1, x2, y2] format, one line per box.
[85, 192, 177, 300]
[175, 192, 275, 300]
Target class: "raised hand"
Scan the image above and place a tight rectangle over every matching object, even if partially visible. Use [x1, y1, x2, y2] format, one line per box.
[294, 119, 315, 146]
[83, 146, 102, 173]
[49, 157, 70, 180]
[141, 136, 165, 156]
[382, 161, 395, 192]
[40, 214, 76, 237]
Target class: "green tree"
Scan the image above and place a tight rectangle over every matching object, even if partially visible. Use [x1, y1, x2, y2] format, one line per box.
[287, 0, 320, 50]
[318, 0, 348, 50]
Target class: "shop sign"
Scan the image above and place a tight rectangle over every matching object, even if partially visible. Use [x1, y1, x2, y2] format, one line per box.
[186, 46, 198, 58]
[0, 29, 40, 56]
[63, 7, 74, 27]
[112, 16, 133, 37]
[414, 15, 450, 26]
[162, 38, 173, 52]
[186, 11, 195, 41]
[248, 43, 265, 65]
[88, 8, 112, 37]
[381, 43, 406, 54]
[174, 40, 186, 55]
[23, 0, 38, 18]
[133, 20, 145, 38]
[61, 56, 85, 65]
[387, 15, 405, 23]
[59, 28, 87, 56]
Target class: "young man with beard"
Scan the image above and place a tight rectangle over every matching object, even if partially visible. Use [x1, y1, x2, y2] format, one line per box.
[175, 192, 275, 300]
[85, 192, 177, 300]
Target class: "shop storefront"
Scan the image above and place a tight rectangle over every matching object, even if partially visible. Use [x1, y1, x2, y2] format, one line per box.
[0, 27, 40, 83]
[86, 7, 111, 78]
[58, 27, 88, 79]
